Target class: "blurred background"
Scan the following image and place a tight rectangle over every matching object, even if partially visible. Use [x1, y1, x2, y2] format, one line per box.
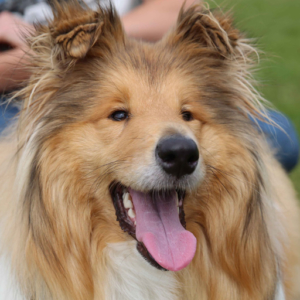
[206, 0, 300, 195]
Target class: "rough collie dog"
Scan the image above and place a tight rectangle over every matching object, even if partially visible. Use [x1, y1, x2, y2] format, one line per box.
[0, 1, 299, 299]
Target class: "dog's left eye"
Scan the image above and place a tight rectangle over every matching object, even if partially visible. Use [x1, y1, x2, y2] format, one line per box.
[182, 111, 193, 122]
[110, 110, 129, 121]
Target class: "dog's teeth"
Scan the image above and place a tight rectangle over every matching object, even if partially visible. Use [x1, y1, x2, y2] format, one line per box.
[123, 193, 133, 209]
[128, 208, 136, 219]
[177, 207, 180, 214]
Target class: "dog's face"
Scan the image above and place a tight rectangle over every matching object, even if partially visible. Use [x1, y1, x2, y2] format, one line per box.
[21, 2, 262, 286]
[69, 57, 210, 270]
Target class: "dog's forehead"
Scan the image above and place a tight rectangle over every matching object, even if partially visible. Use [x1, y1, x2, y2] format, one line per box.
[98, 45, 198, 112]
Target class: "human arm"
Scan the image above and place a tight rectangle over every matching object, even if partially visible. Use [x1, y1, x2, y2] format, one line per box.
[122, 0, 196, 42]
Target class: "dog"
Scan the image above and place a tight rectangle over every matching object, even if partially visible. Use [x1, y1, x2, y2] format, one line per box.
[0, 1, 299, 299]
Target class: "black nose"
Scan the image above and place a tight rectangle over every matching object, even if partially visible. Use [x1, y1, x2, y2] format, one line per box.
[156, 135, 199, 178]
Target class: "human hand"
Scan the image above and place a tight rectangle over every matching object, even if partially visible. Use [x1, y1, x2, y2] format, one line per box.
[0, 12, 33, 92]
[0, 11, 32, 50]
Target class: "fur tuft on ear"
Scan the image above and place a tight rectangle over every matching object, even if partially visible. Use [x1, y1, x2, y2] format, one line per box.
[30, 0, 123, 64]
[52, 17, 104, 59]
[173, 3, 240, 57]
[49, 0, 111, 59]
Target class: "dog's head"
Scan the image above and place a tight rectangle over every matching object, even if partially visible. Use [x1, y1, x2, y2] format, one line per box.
[16, 1, 270, 298]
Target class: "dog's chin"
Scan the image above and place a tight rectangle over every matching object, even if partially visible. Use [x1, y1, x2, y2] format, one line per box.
[110, 182, 197, 272]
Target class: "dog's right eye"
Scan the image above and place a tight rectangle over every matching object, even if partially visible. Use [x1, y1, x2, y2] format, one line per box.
[109, 110, 129, 121]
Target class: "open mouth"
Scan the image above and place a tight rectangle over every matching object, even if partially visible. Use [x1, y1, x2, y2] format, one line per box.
[110, 182, 197, 271]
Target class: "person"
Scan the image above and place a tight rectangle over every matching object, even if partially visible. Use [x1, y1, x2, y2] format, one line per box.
[0, 0, 298, 172]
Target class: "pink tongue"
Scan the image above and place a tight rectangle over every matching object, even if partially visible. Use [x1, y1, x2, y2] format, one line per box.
[129, 189, 196, 271]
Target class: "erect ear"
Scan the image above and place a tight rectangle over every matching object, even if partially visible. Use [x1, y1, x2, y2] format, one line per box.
[52, 15, 103, 59]
[48, 0, 123, 60]
[171, 3, 240, 57]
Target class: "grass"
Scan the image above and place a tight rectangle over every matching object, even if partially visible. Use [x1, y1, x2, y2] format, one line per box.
[206, 0, 300, 195]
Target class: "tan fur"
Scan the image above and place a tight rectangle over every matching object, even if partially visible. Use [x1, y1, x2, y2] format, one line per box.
[0, 1, 299, 299]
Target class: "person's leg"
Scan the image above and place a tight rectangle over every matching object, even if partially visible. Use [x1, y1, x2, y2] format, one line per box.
[0, 97, 19, 132]
[252, 110, 299, 172]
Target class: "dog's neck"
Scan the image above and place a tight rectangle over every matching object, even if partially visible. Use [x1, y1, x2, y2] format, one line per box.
[100, 241, 179, 300]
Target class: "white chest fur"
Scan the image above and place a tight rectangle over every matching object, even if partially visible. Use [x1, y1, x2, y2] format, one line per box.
[275, 280, 286, 300]
[103, 241, 179, 300]
[0, 254, 24, 300]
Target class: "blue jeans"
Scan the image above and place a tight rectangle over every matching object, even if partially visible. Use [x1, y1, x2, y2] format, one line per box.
[252, 110, 299, 172]
[0, 100, 298, 172]
[0, 98, 19, 130]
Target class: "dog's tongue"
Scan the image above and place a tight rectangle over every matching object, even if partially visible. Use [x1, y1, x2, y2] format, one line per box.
[129, 189, 196, 271]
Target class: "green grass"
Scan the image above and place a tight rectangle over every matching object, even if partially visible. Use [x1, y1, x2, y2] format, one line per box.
[206, 0, 300, 195]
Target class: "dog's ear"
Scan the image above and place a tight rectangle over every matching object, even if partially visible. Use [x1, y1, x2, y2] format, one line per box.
[170, 4, 240, 57]
[33, 0, 123, 62]
[50, 6, 104, 59]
